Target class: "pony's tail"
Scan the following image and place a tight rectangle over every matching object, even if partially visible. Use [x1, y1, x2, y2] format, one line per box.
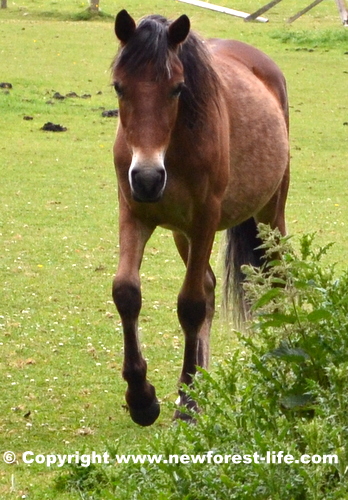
[223, 217, 265, 328]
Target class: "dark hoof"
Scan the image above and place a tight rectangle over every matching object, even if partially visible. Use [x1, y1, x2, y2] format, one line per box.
[173, 409, 197, 423]
[173, 395, 199, 423]
[129, 399, 160, 426]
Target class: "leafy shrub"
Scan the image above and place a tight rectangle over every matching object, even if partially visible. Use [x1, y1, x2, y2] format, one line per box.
[57, 226, 348, 499]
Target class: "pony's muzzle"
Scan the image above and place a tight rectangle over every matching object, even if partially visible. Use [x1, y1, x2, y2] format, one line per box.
[129, 165, 167, 203]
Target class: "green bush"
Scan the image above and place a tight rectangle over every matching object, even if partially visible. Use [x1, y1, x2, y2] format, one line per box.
[56, 226, 348, 499]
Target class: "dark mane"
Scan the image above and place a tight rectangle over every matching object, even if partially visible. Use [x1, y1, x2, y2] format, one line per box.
[114, 15, 171, 77]
[112, 15, 220, 128]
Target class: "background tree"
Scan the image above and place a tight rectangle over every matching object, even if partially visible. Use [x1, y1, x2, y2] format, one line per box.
[89, 0, 99, 12]
[1, 0, 7, 9]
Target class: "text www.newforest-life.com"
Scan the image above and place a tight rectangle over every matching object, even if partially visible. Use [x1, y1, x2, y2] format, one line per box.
[2, 450, 339, 468]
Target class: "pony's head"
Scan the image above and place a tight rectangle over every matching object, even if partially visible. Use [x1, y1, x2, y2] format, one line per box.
[112, 10, 190, 203]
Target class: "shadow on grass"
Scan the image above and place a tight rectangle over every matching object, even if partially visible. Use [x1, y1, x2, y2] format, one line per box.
[3, 8, 114, 22]
[69, 9, 114, 22]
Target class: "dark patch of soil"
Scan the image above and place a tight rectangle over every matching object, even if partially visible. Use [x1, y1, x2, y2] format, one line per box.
[41, 122, 67, 132]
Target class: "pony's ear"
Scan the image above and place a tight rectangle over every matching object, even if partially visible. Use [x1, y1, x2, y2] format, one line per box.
[168, 14, 190, 46]
[115, 9, 136, 44]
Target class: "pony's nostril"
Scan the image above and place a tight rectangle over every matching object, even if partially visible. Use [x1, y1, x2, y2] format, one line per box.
[130, 166, 167, 203]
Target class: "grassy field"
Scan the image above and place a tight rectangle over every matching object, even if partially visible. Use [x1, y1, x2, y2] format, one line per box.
[1, 0, 348, 498]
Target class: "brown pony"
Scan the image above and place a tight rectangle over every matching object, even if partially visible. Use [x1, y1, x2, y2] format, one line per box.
[111, 10, 289, 426]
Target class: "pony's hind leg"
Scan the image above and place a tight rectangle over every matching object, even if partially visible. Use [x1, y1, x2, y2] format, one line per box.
[112, 201, 159, 426]
[224, 167, 290, 326]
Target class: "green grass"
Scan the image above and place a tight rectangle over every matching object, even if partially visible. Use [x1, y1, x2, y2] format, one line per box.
[1, 0, 348, 498]
[270, 26, 348, 46]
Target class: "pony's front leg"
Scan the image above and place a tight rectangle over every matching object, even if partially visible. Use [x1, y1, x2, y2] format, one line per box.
[112, 203, 159, 426]
[175, 219, 217, 420]
[173, 231, 216, 372]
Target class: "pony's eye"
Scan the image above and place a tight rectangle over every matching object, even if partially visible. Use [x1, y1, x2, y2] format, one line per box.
[114, 82, 124, 98]
[171, 83, 184, 98]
